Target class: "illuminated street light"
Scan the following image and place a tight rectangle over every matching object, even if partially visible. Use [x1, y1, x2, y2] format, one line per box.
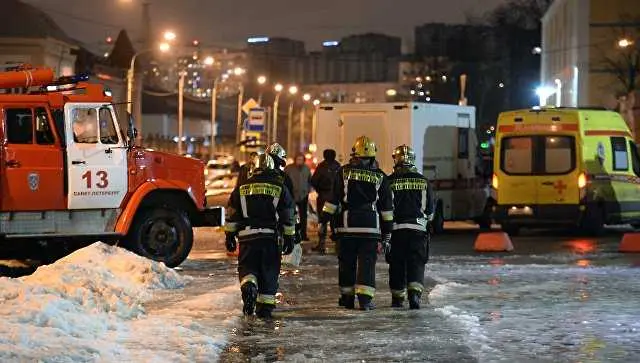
[204, 56, 214, 66]
[618, 38, 634, 48]
[158, 42, 171, 52]
[303, 93, 312, 102]
[233, 67, 245, 76]
[163, 31, 177, 42]
[386, 89, 397, 97]
[313, 99, 320, 106]
[275, 83, 284, 92]
[289, 85, 298, 95]
[257, 75, 267, 85]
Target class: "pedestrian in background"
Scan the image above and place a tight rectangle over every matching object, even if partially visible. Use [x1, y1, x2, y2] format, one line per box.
[310, 149, 340, 253]
[285, 153, 312, 241]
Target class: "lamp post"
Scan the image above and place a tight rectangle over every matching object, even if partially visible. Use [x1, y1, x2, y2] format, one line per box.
[300, 93, 311, 152]
[257, 75, 267, 106]
[286, 85, 298, 153]
[177, 71, 185, 155]
[126, 30, 174, 143]
[272, 83, 283, 143]
[231, 67, 246, 150]
[311, 99, 320, 149]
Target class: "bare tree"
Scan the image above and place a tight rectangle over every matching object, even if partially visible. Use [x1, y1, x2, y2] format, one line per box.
[597, 17, 640, 135]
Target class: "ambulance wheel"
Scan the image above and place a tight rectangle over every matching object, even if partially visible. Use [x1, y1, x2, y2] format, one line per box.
[430, 202, 445, 234]
[126, 208, 193, 268]
[581, 204, 605, 236]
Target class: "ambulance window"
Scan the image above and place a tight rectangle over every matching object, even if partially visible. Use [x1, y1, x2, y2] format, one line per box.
[72, 108, 98, 144]
[611, 137, 628, 171]
[35, 108, 55, 145]
[629, 141, 640, 177]
[544, 136, 574, 174]
[501, 137, 533, 174]
[98, 107, 119, 145]
[5, 108, 33, 144]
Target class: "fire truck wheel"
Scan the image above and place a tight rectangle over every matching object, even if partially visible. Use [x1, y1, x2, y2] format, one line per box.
[126, 208, 193, 268]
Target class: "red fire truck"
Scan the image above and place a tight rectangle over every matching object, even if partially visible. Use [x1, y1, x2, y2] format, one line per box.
[0, 65, 223, 267]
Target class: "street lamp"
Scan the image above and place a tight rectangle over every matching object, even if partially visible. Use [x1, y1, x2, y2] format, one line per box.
[272, 83, 283, 143]
[234, 68, 246, 148]
[311, 99, 320, 149]
[287, 86, 299, 152]
[163, 31, 176, 42]
[299, 93, 312, 152]
[126, 40, 172, 143]
[204, 56, 214, 66]
[257, 75, 267, 105]
[618, 38, 634, 48]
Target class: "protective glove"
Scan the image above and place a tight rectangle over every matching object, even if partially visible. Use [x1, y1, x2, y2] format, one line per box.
[225, 232, 237, 253]
[282, 234, 295, 255]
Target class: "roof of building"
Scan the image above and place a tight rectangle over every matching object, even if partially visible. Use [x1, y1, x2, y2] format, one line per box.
[0, 0, 75, 44]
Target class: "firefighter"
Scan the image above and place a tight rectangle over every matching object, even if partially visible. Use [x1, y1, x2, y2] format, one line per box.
[266, 143, 302, 243]
[224, 153, 296, 319]
[322, 136, 393, 311]
[386, 145, 434, 310]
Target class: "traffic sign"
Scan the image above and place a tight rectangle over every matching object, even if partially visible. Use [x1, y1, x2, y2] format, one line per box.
[242, 98, 259, 115]
[245, 107, 266, 132]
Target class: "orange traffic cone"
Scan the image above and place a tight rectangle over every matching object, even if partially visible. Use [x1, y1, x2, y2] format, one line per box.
[619, 233, 640, 253]
[474, 232, 514, 252]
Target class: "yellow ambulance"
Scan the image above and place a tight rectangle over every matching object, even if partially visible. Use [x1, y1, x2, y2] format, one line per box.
[492, 107, 640, 235]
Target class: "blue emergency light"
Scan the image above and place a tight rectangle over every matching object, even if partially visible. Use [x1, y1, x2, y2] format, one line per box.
[42, 73, 90, 92]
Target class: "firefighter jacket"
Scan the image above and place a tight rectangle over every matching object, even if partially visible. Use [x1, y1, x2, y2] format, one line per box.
[322, 159, 393, 239]
[225, 170, 296, 242]
[389, 167, 435, 232]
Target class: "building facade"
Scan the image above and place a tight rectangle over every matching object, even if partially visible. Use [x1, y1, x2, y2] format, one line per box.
[541, 0, 640, 108]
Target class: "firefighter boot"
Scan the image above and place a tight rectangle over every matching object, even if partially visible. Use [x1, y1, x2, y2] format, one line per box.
[241, 282, 258, 316]
[256, 303, 275, 320]
[338, 294, 355, 309]
[408, 290, 421, 310]
[391, 295, 404, 308]
[358, 294, 376, 311]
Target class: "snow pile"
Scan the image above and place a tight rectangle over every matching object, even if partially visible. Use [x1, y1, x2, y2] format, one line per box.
[0, 242, 238, 362]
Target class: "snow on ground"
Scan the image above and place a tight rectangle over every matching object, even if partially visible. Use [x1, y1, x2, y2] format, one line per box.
[427, 254, 640, 362]
[0, 242, 239, 363]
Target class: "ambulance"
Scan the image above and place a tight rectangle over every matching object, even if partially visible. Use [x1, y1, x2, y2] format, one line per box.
[492, 107, 640, 235]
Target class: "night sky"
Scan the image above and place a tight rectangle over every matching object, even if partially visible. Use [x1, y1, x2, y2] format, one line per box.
[24, 0, 506, 52]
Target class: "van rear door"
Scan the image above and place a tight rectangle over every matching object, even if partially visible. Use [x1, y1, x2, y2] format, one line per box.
[497, 135, 538, 206]
[535, 135, 580, 205]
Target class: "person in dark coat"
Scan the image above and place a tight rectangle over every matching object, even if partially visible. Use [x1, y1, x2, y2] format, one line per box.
[310, 149, 340, 253]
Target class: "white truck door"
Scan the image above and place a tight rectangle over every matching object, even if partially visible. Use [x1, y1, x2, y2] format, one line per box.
[65, 103, 127, 209]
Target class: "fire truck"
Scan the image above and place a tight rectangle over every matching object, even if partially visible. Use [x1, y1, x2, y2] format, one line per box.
[0, 65, 223, 267]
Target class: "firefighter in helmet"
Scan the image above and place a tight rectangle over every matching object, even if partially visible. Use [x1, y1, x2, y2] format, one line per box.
[225, 152, 296, 319]
[386, 144, 434, 309]
[266, 143, 302, 243]
[322, 135, 394, 310]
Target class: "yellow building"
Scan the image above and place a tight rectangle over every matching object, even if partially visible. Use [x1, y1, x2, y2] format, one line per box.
[541, 0, 639, 109]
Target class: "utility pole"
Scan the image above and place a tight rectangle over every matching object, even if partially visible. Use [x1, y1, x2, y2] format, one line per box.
[178, 72, 185, 155]
[209, 80, 218, 160]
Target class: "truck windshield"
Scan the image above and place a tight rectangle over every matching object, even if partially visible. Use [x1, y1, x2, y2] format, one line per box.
[501, 135, 575, 175]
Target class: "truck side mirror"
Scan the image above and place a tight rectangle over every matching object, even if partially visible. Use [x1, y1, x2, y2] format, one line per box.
[126, 112, 138, 147]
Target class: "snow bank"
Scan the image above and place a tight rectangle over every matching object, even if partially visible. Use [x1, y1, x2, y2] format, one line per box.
[0, 242, 237, 363]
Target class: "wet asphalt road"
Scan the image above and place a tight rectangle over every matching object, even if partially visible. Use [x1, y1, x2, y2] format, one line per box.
[189, 225, 640, 362]
[3, 225, 640, 362]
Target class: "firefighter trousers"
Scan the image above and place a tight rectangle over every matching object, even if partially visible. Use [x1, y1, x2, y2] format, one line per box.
[338, 236, 378, 298]
[388, 229, 430, 298]
[238, 237, 281, 306]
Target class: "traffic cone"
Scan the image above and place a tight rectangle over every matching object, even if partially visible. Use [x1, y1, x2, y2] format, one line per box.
[474, 232, 514, 252]
[619, 233, 640, 253]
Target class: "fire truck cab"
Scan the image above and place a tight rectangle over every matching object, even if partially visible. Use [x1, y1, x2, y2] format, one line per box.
[0, 65, 223, 267]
